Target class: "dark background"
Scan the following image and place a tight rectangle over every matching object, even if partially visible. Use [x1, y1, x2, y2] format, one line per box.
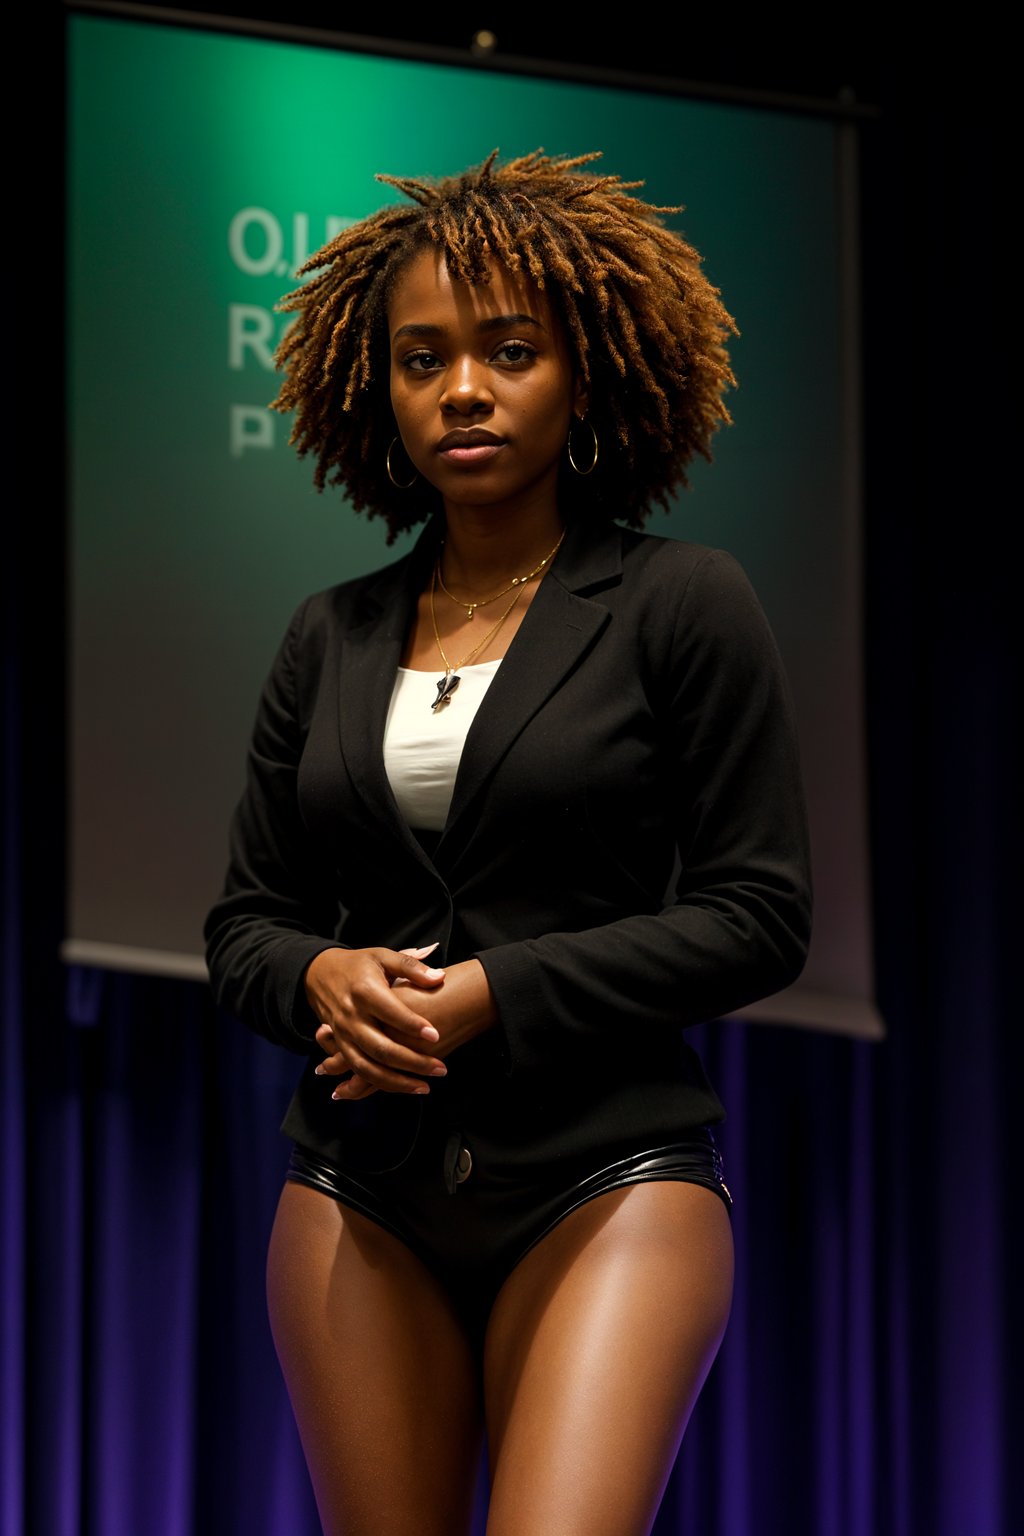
[79, 5, 893, 106]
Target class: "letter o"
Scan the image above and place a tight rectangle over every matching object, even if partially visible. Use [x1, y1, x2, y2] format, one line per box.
[228, 208, 284, 276]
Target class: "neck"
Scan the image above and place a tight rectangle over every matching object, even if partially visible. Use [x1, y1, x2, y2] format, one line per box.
[439, 504, 566, 591]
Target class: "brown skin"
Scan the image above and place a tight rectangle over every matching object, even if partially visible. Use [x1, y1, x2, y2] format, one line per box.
[282, 249, 735, 1535]
[268, 1178, 733, 1536]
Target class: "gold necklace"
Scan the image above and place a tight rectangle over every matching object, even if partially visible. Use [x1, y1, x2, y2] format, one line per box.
[436, 527, 567, 620]
[429, 564, 527, 712]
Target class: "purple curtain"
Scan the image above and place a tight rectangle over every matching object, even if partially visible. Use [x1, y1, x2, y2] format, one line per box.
[4, 46, 1013, 1536]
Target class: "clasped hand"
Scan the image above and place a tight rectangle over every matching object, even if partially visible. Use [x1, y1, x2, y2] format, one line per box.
[305, 943, 495, 1101]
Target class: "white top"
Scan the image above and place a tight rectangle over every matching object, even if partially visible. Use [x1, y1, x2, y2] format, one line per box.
[383, 660, 502, 832]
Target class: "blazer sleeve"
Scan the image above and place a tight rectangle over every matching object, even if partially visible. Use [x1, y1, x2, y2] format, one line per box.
[203, 598, 344, 1054]
[475, 548, 813, 1076]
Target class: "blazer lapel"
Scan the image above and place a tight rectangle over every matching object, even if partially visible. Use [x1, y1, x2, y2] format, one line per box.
[440, 516, 623, 849]
[336, 524, 441, 863]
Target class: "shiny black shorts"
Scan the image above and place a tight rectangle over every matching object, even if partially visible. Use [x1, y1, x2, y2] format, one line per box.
[286, 1117, 731, 1345]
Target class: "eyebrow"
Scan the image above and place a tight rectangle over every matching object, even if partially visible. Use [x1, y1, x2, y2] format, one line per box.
[391, 312, 546, 343]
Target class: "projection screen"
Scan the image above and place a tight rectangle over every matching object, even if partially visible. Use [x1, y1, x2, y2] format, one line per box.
[64, 5, 882, 1038]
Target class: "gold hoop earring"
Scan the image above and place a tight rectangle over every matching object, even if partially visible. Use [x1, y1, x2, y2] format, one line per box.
[567, 415, 599, 476]
[386, 437, 418, 489]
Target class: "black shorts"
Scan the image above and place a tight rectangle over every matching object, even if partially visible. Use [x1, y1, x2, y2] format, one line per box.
[285, 1112, 731, 1346]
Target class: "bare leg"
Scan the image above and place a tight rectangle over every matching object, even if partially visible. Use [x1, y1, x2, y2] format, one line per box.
[483, 1181, 734, 1536]
[266, 1180, 484, 1536]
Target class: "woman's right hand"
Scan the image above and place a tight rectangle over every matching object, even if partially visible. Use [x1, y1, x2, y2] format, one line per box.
[304, 945, 448, 1098]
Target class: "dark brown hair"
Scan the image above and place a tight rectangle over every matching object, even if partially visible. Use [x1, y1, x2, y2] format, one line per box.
[271, 149, 738, 541]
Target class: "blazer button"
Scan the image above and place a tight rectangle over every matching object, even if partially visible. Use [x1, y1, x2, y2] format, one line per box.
[454, 1145, 473, 1184]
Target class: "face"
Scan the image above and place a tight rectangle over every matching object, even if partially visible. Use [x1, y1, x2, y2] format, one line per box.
[387, 246, 586, 515]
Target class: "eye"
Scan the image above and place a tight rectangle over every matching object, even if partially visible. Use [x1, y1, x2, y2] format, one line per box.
[400, 349, 443, 372]
[492, 339, 537, 365]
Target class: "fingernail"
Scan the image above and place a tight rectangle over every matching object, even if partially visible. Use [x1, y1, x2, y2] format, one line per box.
[430, 1065, 447, 1076]
[422, 966, 445, 980]
[414, 942, 440, 956]
[414, 1085, 429, 1095]
[420, 1025, 440, 1042]
[314, 1064, 325, 1075]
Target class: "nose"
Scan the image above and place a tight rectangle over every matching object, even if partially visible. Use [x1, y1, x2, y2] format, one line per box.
[439, 354, 494, 415]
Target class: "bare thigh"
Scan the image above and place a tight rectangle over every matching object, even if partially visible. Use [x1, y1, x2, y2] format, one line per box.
[483, 1180, 734, 1536]
[265, 1180, 484, 1536]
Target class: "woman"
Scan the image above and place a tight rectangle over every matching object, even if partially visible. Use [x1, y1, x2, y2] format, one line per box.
[204, 148, 812, 1536]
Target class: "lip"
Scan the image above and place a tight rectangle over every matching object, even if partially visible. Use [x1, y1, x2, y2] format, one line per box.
[436, 429, 506, 457]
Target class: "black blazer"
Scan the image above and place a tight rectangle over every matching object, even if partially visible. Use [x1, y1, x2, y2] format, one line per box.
[204, 513, 812, 1173]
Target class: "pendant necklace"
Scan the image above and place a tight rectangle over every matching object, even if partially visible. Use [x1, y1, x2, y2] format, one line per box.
[429, 564, 527, 711]
[428, 528, 567, 711]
